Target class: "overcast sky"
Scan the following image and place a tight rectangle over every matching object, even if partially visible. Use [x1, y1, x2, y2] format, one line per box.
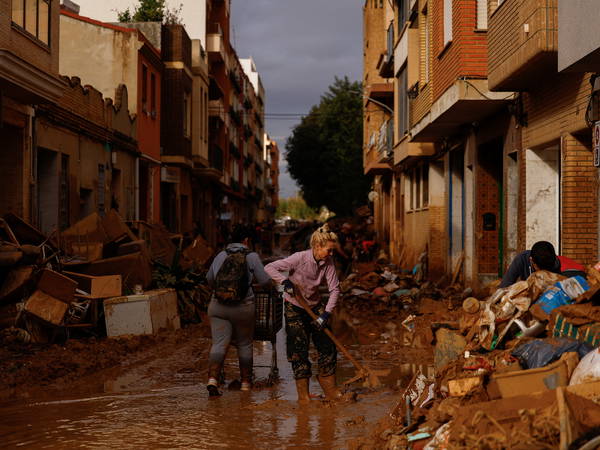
[70, 0, 363, 198]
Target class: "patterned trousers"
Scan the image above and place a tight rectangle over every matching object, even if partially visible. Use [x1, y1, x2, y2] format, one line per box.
[285, 301, 337, 379]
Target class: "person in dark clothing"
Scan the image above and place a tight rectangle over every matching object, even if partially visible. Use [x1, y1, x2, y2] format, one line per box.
[500, 241, 586, 288]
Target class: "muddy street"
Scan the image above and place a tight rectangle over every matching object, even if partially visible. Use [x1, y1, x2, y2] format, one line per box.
[0, 319, 410, 448]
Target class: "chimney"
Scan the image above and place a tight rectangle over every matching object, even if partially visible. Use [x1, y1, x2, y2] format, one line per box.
[60, 0, 80, 14]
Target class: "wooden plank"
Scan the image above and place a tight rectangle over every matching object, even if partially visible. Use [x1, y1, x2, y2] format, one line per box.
[24, 290, 69, 326]
[64, 271, 121, 298]
[451, 251, 465, 285]
[37, 269, 77, 304]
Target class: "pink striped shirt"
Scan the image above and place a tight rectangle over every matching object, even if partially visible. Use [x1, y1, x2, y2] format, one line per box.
[264, 249, 340, 313]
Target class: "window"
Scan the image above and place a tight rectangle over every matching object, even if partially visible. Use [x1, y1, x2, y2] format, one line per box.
[443, 0, 452, 46]
[477, 0, 488, 30]
[150, 72, 156, 116]
[183, 92, 191, 138]
[407, 164, 429, 211]
[142, 64, 148, 112]
[397, 0, 408, 36]
[12, 0, 50, 45]
[397, 68, 408, 137]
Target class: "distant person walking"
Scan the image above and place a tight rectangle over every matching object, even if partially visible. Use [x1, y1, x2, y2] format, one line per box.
[205, 227, 271, 397]
[264, 225, 342, 403]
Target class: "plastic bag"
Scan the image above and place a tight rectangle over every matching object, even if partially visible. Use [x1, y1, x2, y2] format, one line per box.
[512, 337, 594, 370]
[569, 348, 600, 386]
[534, 276, 590, 315]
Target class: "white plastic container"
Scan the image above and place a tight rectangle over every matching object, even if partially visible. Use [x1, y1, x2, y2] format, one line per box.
[104, 288, 180, 337]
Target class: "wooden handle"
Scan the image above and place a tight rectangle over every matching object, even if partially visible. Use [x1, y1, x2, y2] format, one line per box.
[293, 287, 367, 373]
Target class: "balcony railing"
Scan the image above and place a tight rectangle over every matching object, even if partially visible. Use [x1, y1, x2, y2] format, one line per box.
[488, 0, 558, 91]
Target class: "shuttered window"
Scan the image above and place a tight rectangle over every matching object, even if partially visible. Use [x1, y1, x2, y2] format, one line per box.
[443, 0, 452, 46]
[477, 0, 488, 30]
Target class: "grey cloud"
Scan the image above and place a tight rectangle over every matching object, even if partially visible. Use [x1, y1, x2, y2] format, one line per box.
[231, 0, 362, 199]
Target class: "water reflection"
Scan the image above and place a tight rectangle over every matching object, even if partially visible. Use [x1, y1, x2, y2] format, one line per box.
[0, 329, 398, 448]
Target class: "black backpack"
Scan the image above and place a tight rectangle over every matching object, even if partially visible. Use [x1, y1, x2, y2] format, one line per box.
[213, 248, 250, 304]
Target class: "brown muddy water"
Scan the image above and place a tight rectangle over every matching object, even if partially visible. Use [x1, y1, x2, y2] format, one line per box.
[0, 329, 409, 449]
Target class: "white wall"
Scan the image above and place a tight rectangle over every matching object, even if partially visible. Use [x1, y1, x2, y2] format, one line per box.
[525, 146, 560, 249]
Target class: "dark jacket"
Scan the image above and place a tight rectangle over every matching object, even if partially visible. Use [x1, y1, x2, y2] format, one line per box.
[500, 250, 585, 288]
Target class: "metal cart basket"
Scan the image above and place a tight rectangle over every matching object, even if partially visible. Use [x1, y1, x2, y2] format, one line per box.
[253, 285, 283, 383]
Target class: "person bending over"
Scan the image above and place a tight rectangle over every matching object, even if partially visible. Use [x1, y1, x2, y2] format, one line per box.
[500, 240, 585, 288]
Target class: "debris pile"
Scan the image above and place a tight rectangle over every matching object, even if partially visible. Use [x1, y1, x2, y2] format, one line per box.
[0, 210, 214, 344]
[343, 258, 600, 449]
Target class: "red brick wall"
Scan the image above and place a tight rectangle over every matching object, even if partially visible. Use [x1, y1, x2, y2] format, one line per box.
[431, 0, 488, 102]
[561, 133, 597, 265]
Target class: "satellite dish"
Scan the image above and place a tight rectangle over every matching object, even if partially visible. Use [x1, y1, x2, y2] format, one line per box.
[368, 191, 379, 202]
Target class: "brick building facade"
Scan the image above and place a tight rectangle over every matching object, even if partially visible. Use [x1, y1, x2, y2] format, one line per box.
[364, 0, 600, 287]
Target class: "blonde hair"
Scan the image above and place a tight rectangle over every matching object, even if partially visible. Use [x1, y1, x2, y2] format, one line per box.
[310, 224, 338, 249]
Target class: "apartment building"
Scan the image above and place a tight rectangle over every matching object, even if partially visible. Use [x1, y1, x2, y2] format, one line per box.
[207, 0, 268, 232]
[0, 0, 65, 223]
[264, 135, 281, 222]
[362, 0, 395, 253]
[59, 9, 163, 225]
[366, 0, 600, 287]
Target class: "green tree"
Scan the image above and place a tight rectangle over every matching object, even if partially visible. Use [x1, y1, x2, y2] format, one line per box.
[286, 77, 370, 216]
[276, 196, 318, 220]
[116, 0, 182, 24]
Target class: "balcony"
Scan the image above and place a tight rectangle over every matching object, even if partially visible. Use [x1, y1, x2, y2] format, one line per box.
[378, 21, 395, 78]
[410, 79, 513, 142]
[558, 0, 600, 72]
[195, 145, 223, 180]
[209, 99, 225, 123]
[207, 23, 225, 64]
[363, 121, 393, 175]
[488, 0, 558, 91]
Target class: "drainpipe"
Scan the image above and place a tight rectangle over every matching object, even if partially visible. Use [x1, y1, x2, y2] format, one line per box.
[135, 157, 140, 221]
[31, 112, 38, 225]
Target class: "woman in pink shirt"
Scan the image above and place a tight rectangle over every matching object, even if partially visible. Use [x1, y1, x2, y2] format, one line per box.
[264, 225, 341, 403]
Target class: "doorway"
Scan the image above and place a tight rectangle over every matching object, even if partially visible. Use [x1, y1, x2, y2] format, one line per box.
[477, 138, 504, 277]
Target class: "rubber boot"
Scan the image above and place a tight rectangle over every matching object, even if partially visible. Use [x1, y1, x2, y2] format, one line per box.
[318, 374, 342, 400]
[240, 366, 253, 392]
[295, 378, 311, 404]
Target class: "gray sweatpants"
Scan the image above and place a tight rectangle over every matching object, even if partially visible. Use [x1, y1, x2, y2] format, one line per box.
[208, 299, 255, 373]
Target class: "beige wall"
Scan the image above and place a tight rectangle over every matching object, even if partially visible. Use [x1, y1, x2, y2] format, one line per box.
[60, 15, 140, 112]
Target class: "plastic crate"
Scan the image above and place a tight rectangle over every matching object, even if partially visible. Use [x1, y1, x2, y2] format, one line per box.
[253, 286, 283, 342]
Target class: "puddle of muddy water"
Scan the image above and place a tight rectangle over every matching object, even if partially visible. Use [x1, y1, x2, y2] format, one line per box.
[0, 328, 400, 449]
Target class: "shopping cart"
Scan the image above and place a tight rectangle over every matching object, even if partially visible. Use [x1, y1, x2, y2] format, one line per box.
[253, 285, 283, 384]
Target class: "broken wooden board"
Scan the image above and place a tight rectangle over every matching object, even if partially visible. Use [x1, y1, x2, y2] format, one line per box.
[180, 237, 213, 270]
[101, 209, 137, 243]
[63, 271, 121, 298]
[24, 290, 69, 326]
[62, 212, 108, 244]
[37, 269, 77, 304]
[4, 213, 51, 247]
[82, 252, 152, 290]
[70, 242, 103, 262]
[0, 266, 34, 304]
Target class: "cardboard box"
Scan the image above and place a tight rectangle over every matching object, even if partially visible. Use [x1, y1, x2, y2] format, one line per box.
[104, 288, 180, 337]
[487, 352, 580, 399]
[63, 271, 121, 298]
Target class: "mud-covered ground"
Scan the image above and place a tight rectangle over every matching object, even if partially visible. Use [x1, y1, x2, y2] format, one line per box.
[0, 292, 452, 448]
